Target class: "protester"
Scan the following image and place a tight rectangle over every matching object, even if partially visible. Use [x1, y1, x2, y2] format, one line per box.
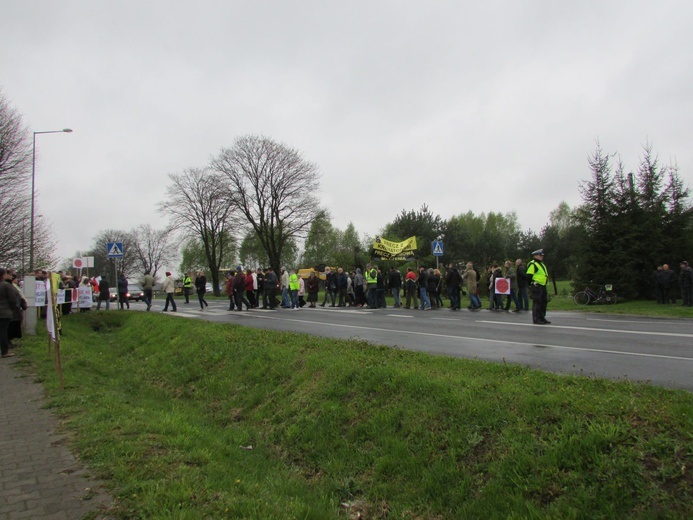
[195, 271, 208, 310]
[389, 267, 402, 308]
[264, 268, 278, 309]
[404, 267, 418, 309]
[306, 271, 319, 307]
[162, 272, 177, 312]
[118, 273, 130, 310]
[142, 270, 155, 311]
[462, 262, 481, 310]
[96, 275, 110, 311]
[0, 268, 20, 358]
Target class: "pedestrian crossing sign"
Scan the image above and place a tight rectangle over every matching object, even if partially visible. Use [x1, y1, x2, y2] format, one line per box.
[107, 242, 124, 258]
[432, 240, 444, 256]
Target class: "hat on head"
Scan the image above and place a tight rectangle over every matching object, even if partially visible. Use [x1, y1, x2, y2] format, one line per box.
[532, 249, 545, 256]
[682, 261, 689, 266]
[236, 265, 242, 271]
[166, 271, 171, 276]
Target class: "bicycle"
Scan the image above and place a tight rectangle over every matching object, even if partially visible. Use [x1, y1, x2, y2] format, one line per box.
[573, 285, 618, 305]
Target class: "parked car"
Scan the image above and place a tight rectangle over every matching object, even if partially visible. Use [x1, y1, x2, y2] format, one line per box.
[205, 282, 214, 293]
[127, 283, 145, 302]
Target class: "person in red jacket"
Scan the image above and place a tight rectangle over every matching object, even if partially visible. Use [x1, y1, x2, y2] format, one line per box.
[244, 269, 256, 308]
[225, 272, 235, 311]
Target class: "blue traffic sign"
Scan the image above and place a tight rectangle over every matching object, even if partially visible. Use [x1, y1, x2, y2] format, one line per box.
[107, 242, 124, 258]
[432, 240, 444, 256]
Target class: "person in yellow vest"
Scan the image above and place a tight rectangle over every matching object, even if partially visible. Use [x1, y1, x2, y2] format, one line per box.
[289, 268, 301, 310]
[526, 248, 550, 325]
[183, 272, 193, 304]
[364, 264, 379, 309]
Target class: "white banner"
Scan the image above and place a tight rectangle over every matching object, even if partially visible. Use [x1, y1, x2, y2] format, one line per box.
[45, 279, 56, 340]
[34, 280, 47, 307]
[78, 286, 94, 308]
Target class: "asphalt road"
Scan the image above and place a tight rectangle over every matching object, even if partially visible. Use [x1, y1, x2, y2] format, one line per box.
[138, 299, 693, 392]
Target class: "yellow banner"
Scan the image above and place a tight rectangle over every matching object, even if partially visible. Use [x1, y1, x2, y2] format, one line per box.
[372, 236, 418, 256]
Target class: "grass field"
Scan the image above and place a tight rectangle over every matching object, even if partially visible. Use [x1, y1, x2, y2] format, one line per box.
[17, 311, 693, 519]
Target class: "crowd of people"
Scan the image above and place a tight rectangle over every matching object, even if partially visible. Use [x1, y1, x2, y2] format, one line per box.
[3, 252, 690, 355]
[209, 253, 552, 322]
[654, 262, 693, 306]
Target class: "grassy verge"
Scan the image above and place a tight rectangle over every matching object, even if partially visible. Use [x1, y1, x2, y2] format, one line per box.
[19, 312, 692, 518]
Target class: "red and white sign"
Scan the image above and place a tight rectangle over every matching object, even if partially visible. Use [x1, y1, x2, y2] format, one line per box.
[72, 257, 94, 269]
[494, 277, 511, 295]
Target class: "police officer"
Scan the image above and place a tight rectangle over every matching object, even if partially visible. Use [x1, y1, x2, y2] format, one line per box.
[364, 264, 378, 309]
[526, 249, 550, 325]
[183, 272, 193, 304]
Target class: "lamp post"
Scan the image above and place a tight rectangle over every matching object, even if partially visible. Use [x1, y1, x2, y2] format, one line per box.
[29, 128, 72, 272]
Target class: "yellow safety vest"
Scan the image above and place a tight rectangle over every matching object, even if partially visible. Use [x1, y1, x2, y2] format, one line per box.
[526, 260, 548, 286]
[183, 276, 192, 288]
[365, 269, 378, 285]
[289, 273, 300, 291]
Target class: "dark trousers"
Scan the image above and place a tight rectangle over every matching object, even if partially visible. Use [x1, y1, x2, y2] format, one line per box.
[0, 318, 10, 355]
[355, 286, 365, 306]
[405, 284, 418, 308]
[143, 289, 153, 308]
[448, 286, 460, 309]
[119, 293, 129, 309]
[235, 291, 250, 310]
[682, 285, 693, 306]
[197, 291, 208, 309]
[164, 293, 177, 311]
[531, 284, 548, 323]
[183, 287, 191, 303]
[265, 288, 277, 309]
[518, 286, 529, 310]
[246, 290, 256, 308]
[504, 288, 520, 311]
[366, 286, 378, 308]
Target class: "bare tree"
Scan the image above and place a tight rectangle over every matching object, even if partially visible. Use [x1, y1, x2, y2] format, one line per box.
[82, 229, 139, 283]
[158, 168, 234, 294]
[0, 92, 32, 270]
[211, 135, 324, 272]
[131, 224, 176, 279]
[0, 91, 31, 183]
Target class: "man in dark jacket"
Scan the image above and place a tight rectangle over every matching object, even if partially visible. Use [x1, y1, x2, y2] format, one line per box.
[336, 267, 348, 306]
[97, 275, 110, 311]
[516, 259, 529, 311]
[660, 264, 677, 304]
[445, 264, 461, 310]
[264, 268, 278, 309]
[117, 273, 129, 310]
[389, 267, 402, 308]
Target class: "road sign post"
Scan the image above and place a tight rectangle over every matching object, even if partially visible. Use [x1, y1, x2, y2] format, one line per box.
[107, 242, 124, 284]
[432, 240, 444, 269]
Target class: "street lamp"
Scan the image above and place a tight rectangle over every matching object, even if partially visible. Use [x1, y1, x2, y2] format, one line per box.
[29, 128, 72, 272]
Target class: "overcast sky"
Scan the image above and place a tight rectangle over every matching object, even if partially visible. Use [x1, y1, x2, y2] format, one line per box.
[3, 1, 692, 266]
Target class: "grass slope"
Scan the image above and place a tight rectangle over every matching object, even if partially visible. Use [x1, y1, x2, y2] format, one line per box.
[19, 312, 693, 519]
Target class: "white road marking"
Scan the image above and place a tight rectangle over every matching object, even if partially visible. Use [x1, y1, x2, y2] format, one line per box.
[586, 318, 683, 325]
[243, 315, 693, 362]
[476, 320, 693, 339]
